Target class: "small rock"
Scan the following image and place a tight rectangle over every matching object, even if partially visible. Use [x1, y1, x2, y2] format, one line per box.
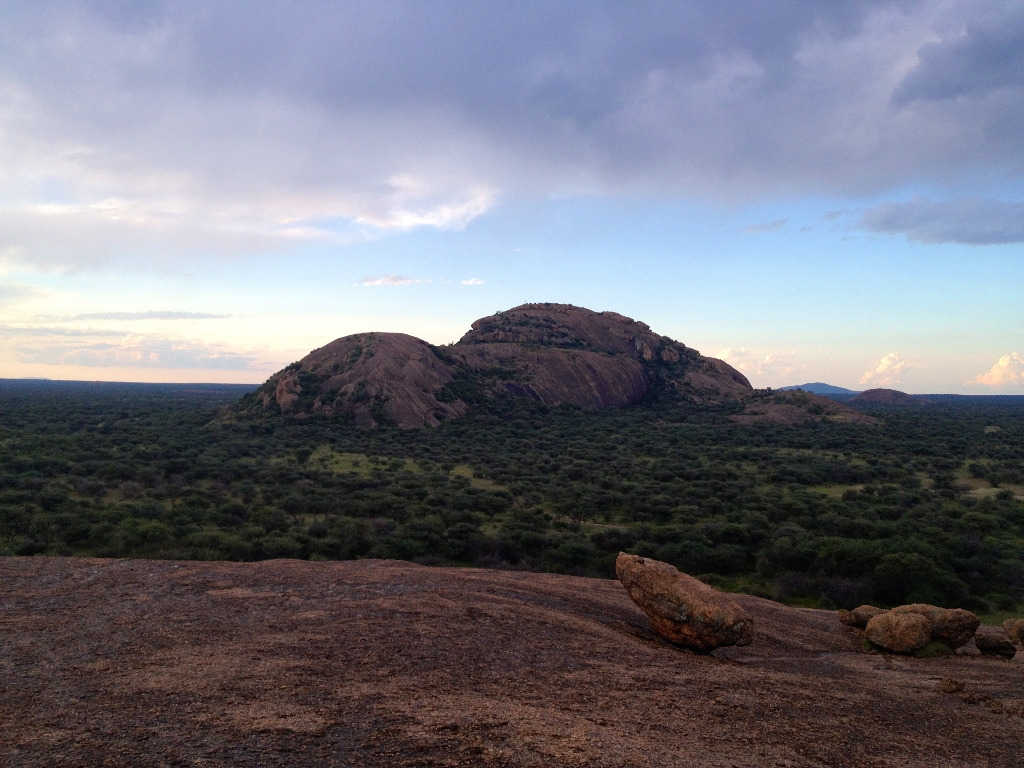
[974, 626, 1017, 659]
[937, 678, 965, 694]
[891, 604, 979, 649]
[615, 553, 752, 652]
[1001, 618, 1024, 645]
[864, 612, 931, 653]
[839, 605, 885, 628]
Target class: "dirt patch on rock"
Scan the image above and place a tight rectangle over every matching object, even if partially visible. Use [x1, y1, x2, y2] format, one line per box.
[2, 557, 1022, 766]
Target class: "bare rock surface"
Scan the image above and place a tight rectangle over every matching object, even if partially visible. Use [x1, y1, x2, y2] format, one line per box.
[449, 343, 650, 410]
[3, 556, 1024, 767]
[864, 611, 932, 653]
[615, 553, 752, 651]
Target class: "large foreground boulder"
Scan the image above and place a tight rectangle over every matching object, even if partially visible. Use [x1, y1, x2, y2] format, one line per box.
[864, 612, 931, 653]
[890, 604, 979, 650]
[615, 553, 752, 652]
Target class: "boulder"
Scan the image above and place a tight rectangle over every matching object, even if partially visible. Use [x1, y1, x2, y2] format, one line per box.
[891, 604, 980, 650]
[1001, 618, 1024, 645]
[838, 605, 886, 629]
[974, 627, 1017, 659]
[932, 608, 982, 649]
[615, 553, 752, 652]
[864, 612, 931, 653]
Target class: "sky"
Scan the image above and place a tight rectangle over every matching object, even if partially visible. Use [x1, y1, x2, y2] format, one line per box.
[0, 0, 1022, 393]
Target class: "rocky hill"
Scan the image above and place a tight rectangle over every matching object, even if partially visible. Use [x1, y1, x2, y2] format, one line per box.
[3, 556, 1022, 767]
[849, 388, 920, 406]
[733, 390, 879, 426]
[241, 303, 752, 427]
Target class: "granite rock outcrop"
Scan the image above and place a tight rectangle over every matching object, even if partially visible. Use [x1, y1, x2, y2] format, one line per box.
[241, 303, 753, 427]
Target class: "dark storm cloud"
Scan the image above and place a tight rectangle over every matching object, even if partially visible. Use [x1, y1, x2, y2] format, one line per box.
[1, 0, 1022, 265]
[893, 4, 1024, 103]
[860, 197, 1024, 244]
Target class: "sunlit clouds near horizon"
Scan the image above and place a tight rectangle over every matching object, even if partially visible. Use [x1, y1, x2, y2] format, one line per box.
[1, 1, 1022, 392]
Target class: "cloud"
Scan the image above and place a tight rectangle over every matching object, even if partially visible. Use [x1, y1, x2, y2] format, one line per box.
[11, 330, 264, 371]
[822, 209, 855, 221]
[69, 311, 229, 321]
[860, 197, 1024, 245]
[0, 282, 45, 305]
[969, 352, 1024, 388]
[353, 181, 497, 231]
[718, 347, 800, 380]
[0, 324, 123, 338]
[892, 5, 1024, 104]
[359, 275, 425, 286]
[744, 219, 788, 233]
[2, 2, 1024, 268]
[860, 352, 906, 387]
[460, 278, 485, 286]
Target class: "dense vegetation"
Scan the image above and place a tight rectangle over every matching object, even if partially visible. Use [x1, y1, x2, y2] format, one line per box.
[2, 379, 1023, 614]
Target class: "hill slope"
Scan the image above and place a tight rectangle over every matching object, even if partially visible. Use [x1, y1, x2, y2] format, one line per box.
[3, 557, 1021, 767]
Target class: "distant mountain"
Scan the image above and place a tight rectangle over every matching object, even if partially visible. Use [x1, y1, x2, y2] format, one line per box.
[779, 382, 860, 396]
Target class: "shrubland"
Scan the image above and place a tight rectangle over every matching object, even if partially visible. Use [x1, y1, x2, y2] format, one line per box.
[1, 379, 1022, 614]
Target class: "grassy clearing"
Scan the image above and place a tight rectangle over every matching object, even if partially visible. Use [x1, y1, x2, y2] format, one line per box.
[450, 464, 505, 490]
[307, 446, 423, 475]
[807, 483, 865, 499]
[306, 449, 507, 490]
